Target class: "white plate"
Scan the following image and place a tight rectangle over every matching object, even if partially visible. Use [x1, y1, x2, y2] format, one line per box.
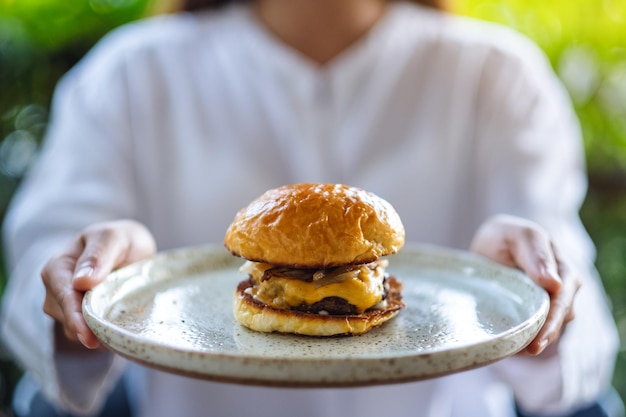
[83, 244, 549, 387]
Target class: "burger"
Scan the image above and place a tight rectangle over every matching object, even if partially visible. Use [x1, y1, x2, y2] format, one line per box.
[224, 183, 405, 336]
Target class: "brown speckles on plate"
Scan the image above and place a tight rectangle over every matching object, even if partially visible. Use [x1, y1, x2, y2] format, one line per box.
[82, 244, 549, 387]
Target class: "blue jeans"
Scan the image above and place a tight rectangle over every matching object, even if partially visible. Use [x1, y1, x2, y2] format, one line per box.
[517, 388, 625, 417]
[12, 376, 132, 417]
[14, 375, 623, 417]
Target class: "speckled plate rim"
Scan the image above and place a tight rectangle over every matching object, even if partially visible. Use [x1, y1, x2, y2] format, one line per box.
[83, 244, 550, 387]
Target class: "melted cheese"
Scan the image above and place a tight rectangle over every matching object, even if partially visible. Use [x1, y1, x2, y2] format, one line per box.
[240, 261, 386, 313]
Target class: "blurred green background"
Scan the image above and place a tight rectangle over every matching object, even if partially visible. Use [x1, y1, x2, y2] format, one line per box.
[0, 0, 624, 414]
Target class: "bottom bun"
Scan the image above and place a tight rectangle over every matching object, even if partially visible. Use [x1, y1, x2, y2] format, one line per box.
[233, 277, 405, 336]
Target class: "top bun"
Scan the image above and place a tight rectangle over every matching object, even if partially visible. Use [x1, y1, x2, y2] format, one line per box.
[224, 183, 405, 268]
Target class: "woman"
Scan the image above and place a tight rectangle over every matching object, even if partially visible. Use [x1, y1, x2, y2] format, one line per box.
[0, 0, 619, 416]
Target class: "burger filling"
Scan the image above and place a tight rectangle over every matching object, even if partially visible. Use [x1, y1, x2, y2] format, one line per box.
[239, 260, 389, 315]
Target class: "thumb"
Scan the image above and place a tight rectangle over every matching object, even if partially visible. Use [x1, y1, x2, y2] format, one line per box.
[72, 220, 157, 291]
[513, 236, 562, 296]
[72, 235, 127, 291]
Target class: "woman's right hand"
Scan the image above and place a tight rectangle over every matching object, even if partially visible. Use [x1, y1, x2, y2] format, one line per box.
[42, 220, 157, 350]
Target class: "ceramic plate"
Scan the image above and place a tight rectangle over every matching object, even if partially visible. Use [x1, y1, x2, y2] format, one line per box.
[83, 244, 549, 387]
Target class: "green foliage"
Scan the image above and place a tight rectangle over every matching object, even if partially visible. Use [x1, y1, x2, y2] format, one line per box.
[581, 188, 626, 402]
[0, 0, 149, 51]
[0, 1, 151, 412]
[459, 0, 626, 402]
[459, 0, 626, 174]
[0, 0, 152, 214]
[0, 0, 625, 412]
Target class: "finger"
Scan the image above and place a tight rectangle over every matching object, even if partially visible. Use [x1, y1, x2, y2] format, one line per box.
[41, 249, 81, 325]
[470, 216, 562, 295]
[72, 228, 128, 291]
[54, 320, 102, 353]
[508, 226, 562, 295]
[42, 255, 101, 349]
[72, 220, 157, 291]
[525, 306, 561, 355]
[524, 268, 580, 355]
[57, 290, 100, 349]
[69, 310, 101, 349]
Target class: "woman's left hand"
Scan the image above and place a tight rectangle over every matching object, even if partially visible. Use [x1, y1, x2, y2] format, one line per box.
[469, 214, 581, 356]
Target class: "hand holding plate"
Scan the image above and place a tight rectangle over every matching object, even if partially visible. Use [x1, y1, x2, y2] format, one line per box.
[469, 214, 581, 356]
[41, 219, 156, 350]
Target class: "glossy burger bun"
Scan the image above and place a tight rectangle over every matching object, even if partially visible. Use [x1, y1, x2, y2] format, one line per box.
[233, 277, 405, 336]
[224, 183, 405, 268]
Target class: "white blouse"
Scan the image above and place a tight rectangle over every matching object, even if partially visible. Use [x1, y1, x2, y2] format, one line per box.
[1, 2, 618, 417]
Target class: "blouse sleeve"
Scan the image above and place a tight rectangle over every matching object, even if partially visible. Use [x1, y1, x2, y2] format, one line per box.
[0, 29, 139, 415]
[470, 33, 619, 414]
